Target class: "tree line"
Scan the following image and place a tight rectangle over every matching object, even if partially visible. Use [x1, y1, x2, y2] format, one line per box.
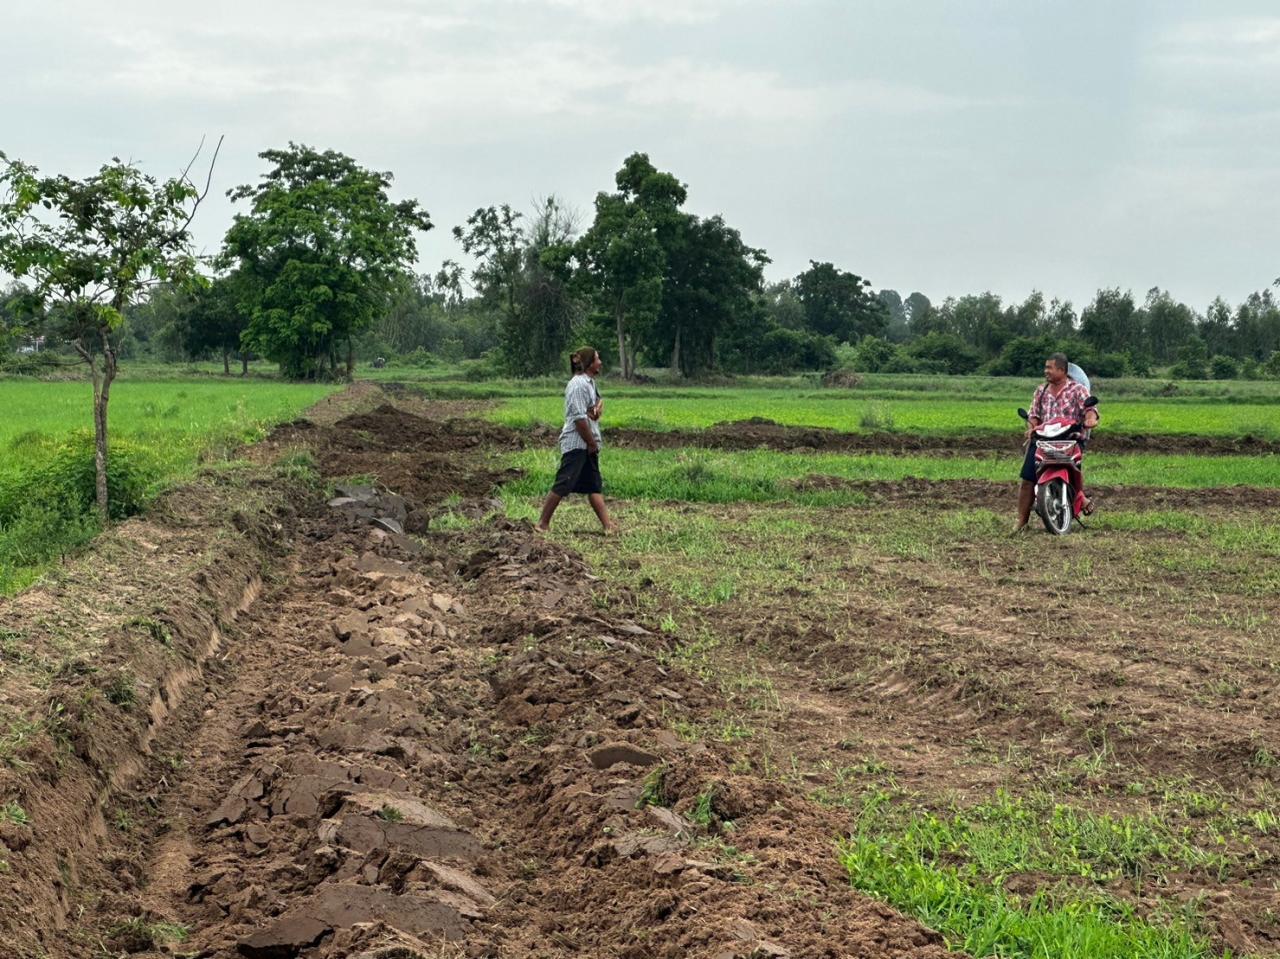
[4, 143, 1280, 389]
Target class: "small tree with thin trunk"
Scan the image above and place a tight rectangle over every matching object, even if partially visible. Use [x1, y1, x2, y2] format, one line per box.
[0, 141, 219, 523]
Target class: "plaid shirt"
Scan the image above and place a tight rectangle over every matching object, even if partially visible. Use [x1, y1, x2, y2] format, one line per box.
[559, 374, 602, 453]
[1030, 379, 1096, 426]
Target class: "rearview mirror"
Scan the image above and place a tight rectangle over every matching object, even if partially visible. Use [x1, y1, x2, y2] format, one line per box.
[1017, 408, 1029, 420]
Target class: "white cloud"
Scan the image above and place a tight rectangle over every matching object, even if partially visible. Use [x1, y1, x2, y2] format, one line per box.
[1149, 15, 1280, 68]
[520, 0, 740, 24]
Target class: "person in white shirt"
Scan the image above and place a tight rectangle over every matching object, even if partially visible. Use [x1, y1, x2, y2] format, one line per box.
[536, 346, 618, 534]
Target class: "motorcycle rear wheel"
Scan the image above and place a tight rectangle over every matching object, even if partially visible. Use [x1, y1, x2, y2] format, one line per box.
[1037, 479, 1073, 535]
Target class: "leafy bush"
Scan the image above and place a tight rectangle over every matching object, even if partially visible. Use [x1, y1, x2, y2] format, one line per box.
[880, 353, 921, 374]
[0, 350, 67, 375]
[860, 405, 896, 431]
[0, 500, 99, 592]
[755, 328, 837, 374]
[0, 436, 155, 518]
[1169, 340, 1209, 380]
[1263, 351, 1280, 379]
[1082, 351, 1130, 379]
[907, 333, 982, 375]
[42, 434, 163, 521]
[984, 336, 1058, 377]
[402, 347, 439, 368]
[460, 352, 505, 382]
[849, 336, 900, 373]
[1210, 355, 1240, 380]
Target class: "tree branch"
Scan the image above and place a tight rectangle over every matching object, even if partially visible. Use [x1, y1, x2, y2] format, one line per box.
[177, 134, 225, 235]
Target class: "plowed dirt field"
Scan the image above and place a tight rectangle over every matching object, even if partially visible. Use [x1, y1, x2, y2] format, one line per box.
[1, 386, 1277, 958]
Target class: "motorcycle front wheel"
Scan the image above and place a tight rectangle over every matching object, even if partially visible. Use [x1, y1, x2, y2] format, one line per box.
[1037, 479, 1073, 535]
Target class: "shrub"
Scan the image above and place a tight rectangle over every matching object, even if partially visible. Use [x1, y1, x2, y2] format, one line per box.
[1263, 351, 1280, 379]
[860, 405, 896, 431]
[907, 333, 981, 375]
[850, 336, 900, 373]
[880, 353, 921, 374]
[1210, 355, 1240, 380]
[0, 500, 99, 591]
[1085, 351, 1130, 379]
[756, 328, 837, 374]
[460, 352, 504, 382]
[821, 370, 862, 389]
[403, 347, 438, 368]
[42, 433, 163, 521]
[1169, 340, 1209, 380]
[984, 336, 1058, 377]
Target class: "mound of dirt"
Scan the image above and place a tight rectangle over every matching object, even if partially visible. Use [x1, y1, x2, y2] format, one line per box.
[0, 469, 303, 957]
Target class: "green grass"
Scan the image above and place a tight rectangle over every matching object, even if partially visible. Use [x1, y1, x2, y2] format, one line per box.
[839, 790, 1228, 959]
[0, 380, 335, 450]
[486, 387, 1280, 439]
[398, 370, 1280, 402]
[0, 379, 335, 593]
[504, 448, 1280, 505]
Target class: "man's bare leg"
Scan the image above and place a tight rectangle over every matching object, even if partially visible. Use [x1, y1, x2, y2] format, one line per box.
[587, 493, 617, 533]
[536, 492, 562, 531]
[1014, 480, 1035, 532]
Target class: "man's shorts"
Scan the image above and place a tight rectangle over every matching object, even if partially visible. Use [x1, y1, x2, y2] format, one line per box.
[1019, 443, 1037, 483]
[551, 449, 603, 496]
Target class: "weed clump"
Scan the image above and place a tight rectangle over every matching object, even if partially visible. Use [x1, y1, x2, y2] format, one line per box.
[859, 404, 896, 431]
[103, 672, 138, 709]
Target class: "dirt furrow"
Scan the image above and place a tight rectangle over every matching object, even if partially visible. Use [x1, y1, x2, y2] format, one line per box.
[56, 397, 962, 958]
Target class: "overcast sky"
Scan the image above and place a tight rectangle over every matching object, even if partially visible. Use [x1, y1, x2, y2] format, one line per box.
[5, 0, 1278, 310]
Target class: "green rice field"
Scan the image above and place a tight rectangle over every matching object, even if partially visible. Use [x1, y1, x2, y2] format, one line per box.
[487, 391, 1280, 439]
[0, 379, 336, 593]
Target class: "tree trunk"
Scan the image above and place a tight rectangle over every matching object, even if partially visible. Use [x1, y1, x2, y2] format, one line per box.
[222, 349, 231, 375]
[345, 336, 354, 379]
[95, 327, 118, 525]
[614, 304, 629, 380]
[241, 351, 249, 376]
[671, 326, 682, 376]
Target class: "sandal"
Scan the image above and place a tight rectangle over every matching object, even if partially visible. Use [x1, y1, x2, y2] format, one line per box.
[1082, 496, 1095, 516]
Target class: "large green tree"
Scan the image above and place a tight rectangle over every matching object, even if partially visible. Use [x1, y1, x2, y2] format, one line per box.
[1233, 284, 1280, 361]
[455, 197, 580, 376]
[576, 153, 686, 378]
[1142, 287, 1197, 364]
[183, 271, 253, 374]
[0, 146, 215, 521]
[793, 261, 887, 343]
[222, 144, 431, 379]
[648, 213, 768, 375]
[1080, 288, 1140, 355]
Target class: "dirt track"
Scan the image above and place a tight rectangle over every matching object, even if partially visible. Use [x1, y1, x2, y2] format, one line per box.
[3, 389, 1278, 957]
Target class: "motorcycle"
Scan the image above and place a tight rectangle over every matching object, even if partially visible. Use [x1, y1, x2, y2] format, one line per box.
[1017, 396, 1098, 535]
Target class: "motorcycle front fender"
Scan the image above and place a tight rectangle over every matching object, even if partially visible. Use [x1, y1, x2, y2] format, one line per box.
[1036, 467, 1071, 487]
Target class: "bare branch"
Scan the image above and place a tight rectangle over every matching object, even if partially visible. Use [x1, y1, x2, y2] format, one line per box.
[178, 135, 207, 186]
[177, 134, 225, 235]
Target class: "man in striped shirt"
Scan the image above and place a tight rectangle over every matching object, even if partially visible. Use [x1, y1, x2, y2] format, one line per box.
[1015, 353, 1100, 531]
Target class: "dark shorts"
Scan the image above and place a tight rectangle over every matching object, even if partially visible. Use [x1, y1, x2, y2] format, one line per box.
[1019, 443, 1037, 483]
[551, 449, 603, 496]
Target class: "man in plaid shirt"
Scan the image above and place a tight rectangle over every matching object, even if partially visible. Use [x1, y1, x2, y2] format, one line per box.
[1015, 353, 1100, 531]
